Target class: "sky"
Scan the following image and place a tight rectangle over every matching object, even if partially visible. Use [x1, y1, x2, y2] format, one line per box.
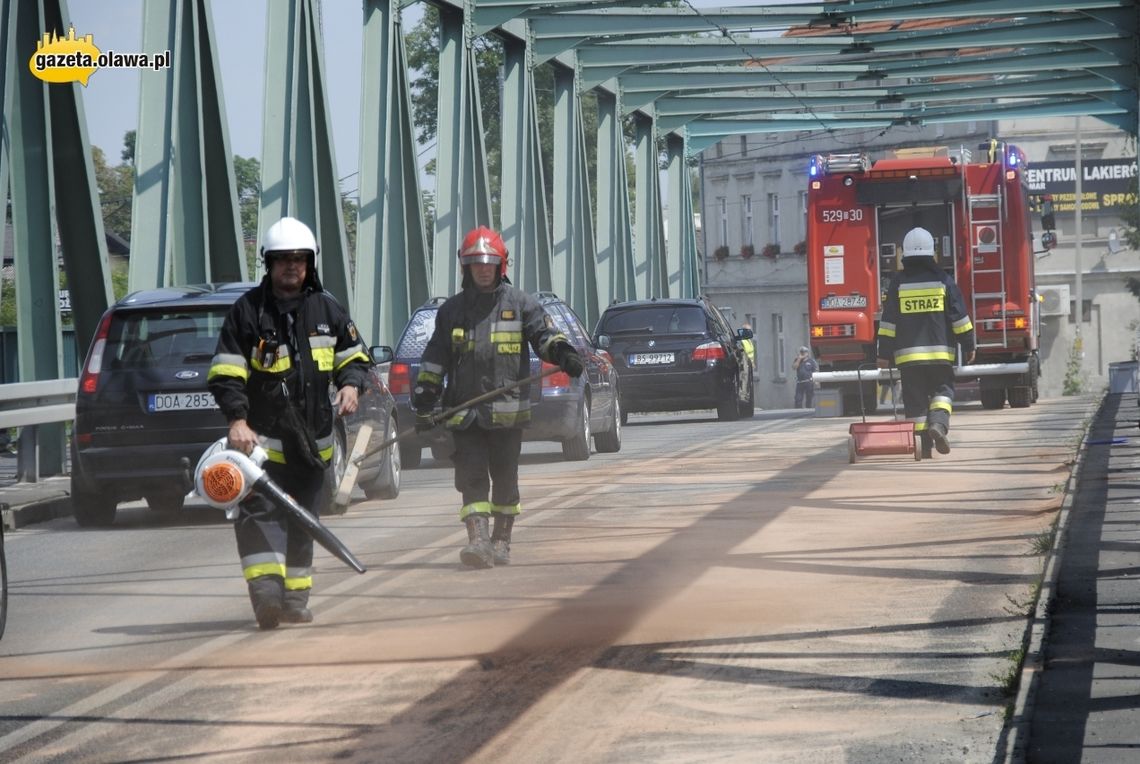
[70, 0, 370, 194]
[67, 0, 768, 200]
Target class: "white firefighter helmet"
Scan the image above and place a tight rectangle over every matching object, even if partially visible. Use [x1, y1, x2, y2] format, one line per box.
[261, 216, 320, 271]
[902, 227, 935, 259]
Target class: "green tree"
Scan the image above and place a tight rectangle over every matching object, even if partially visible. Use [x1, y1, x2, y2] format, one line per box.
[92, 143, 134, 243]
[232, 154, 260, 245]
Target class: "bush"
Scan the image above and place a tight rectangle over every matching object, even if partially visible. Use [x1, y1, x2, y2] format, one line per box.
[761, 243, 780, 259]
[794, 240, 807, 256]
[1062, 337, 1086, 395]
[713, 245, 729, 261]
[740, 244, 755, 259]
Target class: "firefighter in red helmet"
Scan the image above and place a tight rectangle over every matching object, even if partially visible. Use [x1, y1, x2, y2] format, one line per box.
[412, 226, 583, 568]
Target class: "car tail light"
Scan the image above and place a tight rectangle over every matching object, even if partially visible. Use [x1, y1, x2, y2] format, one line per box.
[692, 342, 726, 362]
[542, 361, 571, 390]
[388, 362, 411, 395]
[78, 310, 114, 395]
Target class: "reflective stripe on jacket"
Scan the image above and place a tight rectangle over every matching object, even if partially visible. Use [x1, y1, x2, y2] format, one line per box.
[207, 279, 370, 464]
[417, 283, 567, 430]
[876, 260, 975, 368]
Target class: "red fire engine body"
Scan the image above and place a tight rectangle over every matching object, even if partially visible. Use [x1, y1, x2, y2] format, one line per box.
[806, 142, 1040, 415]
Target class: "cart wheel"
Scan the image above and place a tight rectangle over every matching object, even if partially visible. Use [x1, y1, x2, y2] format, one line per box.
[848, 436, 859, 464]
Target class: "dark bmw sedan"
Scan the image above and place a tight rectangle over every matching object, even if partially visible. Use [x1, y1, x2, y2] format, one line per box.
[593, 297, 754, 421]
[388, 291, 621, 466]
[71, 283, 400, 527]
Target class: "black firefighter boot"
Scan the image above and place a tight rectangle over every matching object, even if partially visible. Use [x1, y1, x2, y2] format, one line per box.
[460, 514, 495, 569]
[248, 574, 284, 630]
[280, 588, 314, 624]
[491, 513, 515, 566]
[928, 422, 951, 454]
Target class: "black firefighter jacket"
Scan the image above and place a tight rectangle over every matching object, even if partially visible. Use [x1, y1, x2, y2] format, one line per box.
[208, 279, 370, 466]
[417, 283, 568, 430]
[877, 259, 975, 368]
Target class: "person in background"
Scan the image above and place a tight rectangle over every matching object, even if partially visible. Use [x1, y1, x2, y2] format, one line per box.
[792, 346, 817, 408]
[740, 322, 756, 370]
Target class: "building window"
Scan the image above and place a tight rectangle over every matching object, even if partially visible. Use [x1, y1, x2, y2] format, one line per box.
[740, 135, 747, 158]
[718, 197, 728, 247]
[798, 191, 808, 241]
[773, 313, 786, 378]
[742, 195, 753, 246]
[768, 193, 780, 246]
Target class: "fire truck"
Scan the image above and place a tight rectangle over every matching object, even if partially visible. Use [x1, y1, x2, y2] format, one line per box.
[805, 141, 1040, 415]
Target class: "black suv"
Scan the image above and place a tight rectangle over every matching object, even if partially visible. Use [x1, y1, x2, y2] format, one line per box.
[71, 283, 401, 526]
[388, 292, 621, 466]
[593, 297, 754, 421]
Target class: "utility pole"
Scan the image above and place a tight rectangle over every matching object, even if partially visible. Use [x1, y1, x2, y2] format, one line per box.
[1074, 116, 1083, 344]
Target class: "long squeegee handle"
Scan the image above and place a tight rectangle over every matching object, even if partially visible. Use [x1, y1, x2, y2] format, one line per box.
[350, 365, 562, 468]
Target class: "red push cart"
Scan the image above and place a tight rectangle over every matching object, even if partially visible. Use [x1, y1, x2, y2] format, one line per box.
[848, 365, 920, 463]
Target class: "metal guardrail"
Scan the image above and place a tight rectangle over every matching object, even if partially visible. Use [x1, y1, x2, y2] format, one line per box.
[0, 378, 77, 483]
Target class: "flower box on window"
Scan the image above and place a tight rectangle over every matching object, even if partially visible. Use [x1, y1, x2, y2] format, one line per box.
[740, 244, 755, 259]
[713, 245, 729, 261]
[761, 243, 780, 259]
[794, 240, 807, 256]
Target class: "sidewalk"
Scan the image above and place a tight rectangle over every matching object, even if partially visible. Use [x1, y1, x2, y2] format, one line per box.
[1007, 390, 1140, 762]
[0, 452, 72, 530]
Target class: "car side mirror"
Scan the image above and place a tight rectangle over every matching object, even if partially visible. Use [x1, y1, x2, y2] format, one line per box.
[596, 335, 611, 349]
[370, 345, 394, 365]
[736, 327, 754, 340]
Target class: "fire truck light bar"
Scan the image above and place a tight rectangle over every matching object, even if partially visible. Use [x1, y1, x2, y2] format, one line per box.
[822, 153, 869, 174]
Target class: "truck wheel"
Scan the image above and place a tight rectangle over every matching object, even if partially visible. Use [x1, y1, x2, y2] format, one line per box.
[980, 388, 1006, 410]
[1007, 386, 1032, 408]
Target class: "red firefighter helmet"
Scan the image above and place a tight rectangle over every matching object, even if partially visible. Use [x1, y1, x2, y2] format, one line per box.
[458, 226, 509, 278]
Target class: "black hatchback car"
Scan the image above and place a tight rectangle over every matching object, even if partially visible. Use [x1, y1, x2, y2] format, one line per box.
[593, 297, 754, 421]
[387, 292, 621, 466]
[71, 283, 401, 527]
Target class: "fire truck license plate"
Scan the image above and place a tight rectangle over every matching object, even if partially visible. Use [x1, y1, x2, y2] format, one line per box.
[630, 352, 675, 366]
[820, 295, 867, 309]
[148, 392, 219, 412]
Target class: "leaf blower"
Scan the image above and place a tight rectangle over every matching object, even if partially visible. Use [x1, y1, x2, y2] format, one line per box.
[194, 437, 367, 574]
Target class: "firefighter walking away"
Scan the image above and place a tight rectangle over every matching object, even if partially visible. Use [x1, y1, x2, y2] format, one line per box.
[412, 226, 583, 569]
[876, 227, 975, 458]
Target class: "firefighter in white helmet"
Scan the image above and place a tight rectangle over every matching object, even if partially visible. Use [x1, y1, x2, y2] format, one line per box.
[876, 227, 975, 458]
[209, 216, 371, 629]
[412, 226, 583, 569]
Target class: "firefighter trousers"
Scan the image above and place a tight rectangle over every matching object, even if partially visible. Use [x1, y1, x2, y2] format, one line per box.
[899, 364, 955, 435]
[452, 425, 523, 518]
[234, 460, 328, 593]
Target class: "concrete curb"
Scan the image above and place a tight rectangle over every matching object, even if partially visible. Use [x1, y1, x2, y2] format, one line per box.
[0, 476, 73, 530]
[1002, 393, 1103, 762]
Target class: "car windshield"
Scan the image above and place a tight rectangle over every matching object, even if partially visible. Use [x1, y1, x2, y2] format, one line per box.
[599, 305, 706, 335]
[396, 309, 439, 358]
[108, 308, 230, 370]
